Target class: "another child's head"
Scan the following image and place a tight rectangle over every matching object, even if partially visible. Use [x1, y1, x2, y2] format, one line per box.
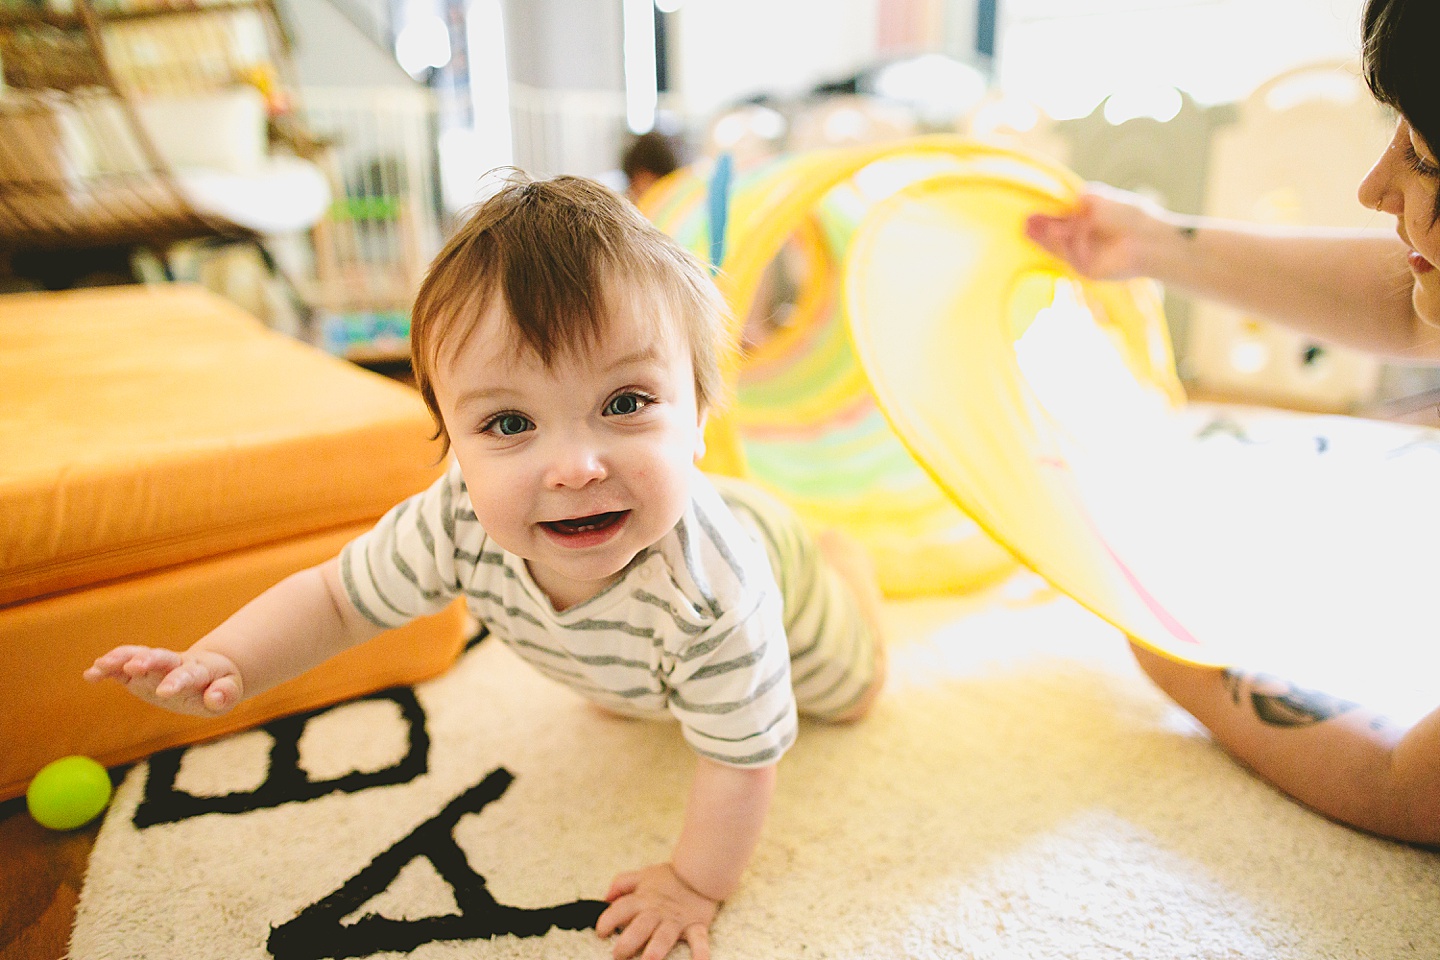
[620, 131, 681, 202]
[409, 172, 731, 608]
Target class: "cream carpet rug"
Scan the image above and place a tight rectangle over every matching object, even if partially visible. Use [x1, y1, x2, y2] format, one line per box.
[72, 577, 1440, 959]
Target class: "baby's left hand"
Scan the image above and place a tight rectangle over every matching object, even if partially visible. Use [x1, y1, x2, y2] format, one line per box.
[596, 862, 718, 960]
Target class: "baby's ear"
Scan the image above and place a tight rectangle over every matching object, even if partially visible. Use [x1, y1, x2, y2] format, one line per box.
[693, 409, 708, 462]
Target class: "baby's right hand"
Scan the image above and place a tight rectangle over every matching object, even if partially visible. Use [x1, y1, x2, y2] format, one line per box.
[84, 646, 243, 716]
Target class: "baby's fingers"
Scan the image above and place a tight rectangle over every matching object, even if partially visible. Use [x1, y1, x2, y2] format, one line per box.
[154, 659, 211, 697]
[611, 913, 660, 960]
[84, 645, 159, 681]
[153, 660, 239, 714]
[605, 871, 641, 902]
[201, 675, 241, 712]
[681, 924, 710, 960]
[596, 895, 639, 938]
[121, 648, 183, 680]
[638, 921, 682, 960]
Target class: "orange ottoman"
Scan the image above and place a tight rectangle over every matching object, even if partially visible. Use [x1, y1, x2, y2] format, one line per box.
[0, 285, 466, 802]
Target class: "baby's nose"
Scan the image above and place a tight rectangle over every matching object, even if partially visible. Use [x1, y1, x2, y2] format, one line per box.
[544, 442, 607, 489]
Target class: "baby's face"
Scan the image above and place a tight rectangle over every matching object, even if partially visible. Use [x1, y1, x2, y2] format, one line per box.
[433, 298, 706, 611]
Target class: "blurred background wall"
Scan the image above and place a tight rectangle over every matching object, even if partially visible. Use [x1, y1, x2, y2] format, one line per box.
[7, 0, 1427, 413]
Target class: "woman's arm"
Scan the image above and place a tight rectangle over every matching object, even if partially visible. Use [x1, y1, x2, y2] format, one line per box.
[1130, 641, 1440, 845]
[1026, 184, 1440, 362]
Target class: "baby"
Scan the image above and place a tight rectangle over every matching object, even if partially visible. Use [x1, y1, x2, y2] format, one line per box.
[86, 173, 886, 960]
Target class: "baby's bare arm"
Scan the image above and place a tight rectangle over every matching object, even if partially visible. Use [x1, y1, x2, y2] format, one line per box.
[596, 758, 776, 960]
[669, 757, 776, 900]
[85, 557, 384, 716]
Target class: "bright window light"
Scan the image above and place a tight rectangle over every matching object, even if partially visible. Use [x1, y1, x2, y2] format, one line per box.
[1102, 84, 1183, 125]
[871, 54, 988, 125]
[711, 106, 785, 149]
[1263, 70, 1362, 113]
[970, 97, 1041, 136]
[394, 15, 452, 78]
[1229, 338, 1270, 375]
[462, 0, 512, 194]
[623, 0, 657, 134]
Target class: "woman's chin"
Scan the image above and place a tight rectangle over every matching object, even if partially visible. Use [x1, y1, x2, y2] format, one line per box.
[1413, 280, 1440, 328]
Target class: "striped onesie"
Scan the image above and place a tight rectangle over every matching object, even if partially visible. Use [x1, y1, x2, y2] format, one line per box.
[340, 462, 879, 768]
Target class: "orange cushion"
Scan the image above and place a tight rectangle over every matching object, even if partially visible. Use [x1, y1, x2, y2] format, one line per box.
[2, 285, 466, 800]
[0, 522, 467, 801]
[0, 285, 443, 606]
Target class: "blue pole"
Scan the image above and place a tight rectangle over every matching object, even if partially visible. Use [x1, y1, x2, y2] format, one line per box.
[976, 0, 998, 60]
[707, 152, 733, 274]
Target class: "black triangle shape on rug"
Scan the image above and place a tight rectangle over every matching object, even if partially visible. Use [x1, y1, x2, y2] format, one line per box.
[267, 767, 607, 959]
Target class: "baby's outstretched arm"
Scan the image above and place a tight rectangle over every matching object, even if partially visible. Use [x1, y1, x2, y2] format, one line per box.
[84, 557, 384, 717]
[597, 757, 776, 960]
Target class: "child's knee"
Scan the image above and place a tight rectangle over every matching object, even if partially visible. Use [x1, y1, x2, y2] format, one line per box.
[816, 530, 887, 641]
[811, 529, 888, 722]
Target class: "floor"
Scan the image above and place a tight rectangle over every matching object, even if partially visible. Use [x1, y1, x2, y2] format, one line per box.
[7, 375, 1438, 960]
[0, 3, 1413, 950]
[1, 795, 100, 960]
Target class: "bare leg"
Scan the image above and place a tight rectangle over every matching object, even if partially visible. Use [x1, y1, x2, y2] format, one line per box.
[1129, 639, 1440, 845]
[815, 529, 888, 723]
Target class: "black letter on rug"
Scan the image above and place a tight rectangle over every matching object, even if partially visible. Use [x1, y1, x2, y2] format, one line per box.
[134, 688, 429, 828]
[267, 767, 607, 959]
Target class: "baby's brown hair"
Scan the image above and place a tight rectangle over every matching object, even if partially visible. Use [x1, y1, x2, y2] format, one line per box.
[410, 171, 730, 451]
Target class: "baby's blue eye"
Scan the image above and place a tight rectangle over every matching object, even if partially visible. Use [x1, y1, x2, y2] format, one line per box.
[489, 414, 532, 436]
[605, 393, 647, 416]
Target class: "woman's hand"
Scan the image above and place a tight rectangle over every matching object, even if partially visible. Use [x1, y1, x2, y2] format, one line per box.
[1025, 182, 1174, 281]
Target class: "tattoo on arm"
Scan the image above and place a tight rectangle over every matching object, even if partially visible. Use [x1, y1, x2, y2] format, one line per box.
[1222, 669, 1360, 727]
[1179, 225, 1199, 241]
[1222, 668, 1244, 705]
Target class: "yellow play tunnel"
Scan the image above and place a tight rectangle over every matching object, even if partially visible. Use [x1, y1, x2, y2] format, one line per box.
[644, 137, 1152, 598]
[645, 137, 1177, 601]
[839, 152, 1440, 688]
[648, 137, 1440, 689]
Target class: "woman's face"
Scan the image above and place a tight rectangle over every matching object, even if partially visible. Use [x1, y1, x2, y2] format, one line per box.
[1359, 116, 1440, 324]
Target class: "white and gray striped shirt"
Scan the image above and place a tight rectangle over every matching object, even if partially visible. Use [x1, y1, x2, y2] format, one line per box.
[340, 462, 799, 767]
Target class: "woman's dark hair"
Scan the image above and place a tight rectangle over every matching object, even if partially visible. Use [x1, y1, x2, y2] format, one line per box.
[1363, 0, 1440, 156]
[1364, 0, 1440, 220]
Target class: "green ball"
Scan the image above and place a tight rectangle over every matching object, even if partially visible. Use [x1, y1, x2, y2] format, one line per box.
[26, 756, 112, 831]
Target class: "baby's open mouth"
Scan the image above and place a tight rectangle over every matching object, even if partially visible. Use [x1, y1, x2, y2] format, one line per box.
[542, 510, 628, 535]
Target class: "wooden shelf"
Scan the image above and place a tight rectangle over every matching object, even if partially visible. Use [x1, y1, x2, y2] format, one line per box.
[95, 0, 266, 24]
[0, 0, 265, 29]
[0, 7, 82, 29]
